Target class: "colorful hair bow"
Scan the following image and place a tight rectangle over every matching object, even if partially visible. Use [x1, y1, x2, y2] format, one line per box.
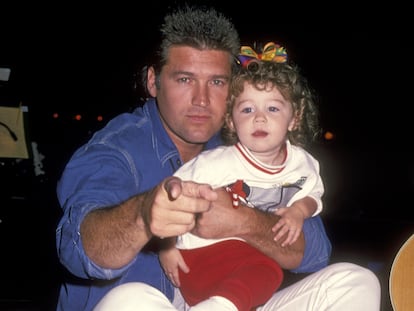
[238, 42, 288, 67]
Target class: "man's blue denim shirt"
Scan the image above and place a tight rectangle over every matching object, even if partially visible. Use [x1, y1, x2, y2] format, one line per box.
[55, 98, 331, 311]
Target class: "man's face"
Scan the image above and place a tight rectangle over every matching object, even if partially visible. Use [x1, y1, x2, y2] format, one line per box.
[154, 46, 232, 150]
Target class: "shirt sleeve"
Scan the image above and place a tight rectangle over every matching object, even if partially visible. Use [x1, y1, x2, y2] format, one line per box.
[56, 143, 139, 279]
[289, 215, 332, 273]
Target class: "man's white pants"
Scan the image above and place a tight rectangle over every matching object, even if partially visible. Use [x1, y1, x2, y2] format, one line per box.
[94, 262, 381, 311]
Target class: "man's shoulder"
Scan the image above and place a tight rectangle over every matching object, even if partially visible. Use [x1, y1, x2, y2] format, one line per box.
[93, 101, 157, 141]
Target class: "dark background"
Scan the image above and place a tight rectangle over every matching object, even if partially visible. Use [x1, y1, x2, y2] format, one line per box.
[1, 1, 413, 310]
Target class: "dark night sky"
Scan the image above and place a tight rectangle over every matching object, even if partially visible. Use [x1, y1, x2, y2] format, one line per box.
[2, 1, 413, 220]
[3, 2, 412, 127]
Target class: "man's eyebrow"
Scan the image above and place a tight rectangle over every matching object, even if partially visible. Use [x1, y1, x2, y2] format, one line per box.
[171, 70, 194, 76]
[171, 71, 230, 81]
[213, 74, 230, 80]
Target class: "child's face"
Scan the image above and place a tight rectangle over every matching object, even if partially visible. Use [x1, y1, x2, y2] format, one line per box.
[229, 82, 296, 164]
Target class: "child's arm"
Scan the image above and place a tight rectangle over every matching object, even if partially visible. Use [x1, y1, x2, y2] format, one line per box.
[158, 237, 190, 287]
[272, 196, 317, 247]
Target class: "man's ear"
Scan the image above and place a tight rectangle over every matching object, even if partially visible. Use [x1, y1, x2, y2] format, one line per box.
[147, 66, 158, 97]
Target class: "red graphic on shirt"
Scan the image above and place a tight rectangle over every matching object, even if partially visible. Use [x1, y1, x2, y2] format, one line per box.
[226, 179, 248, 208]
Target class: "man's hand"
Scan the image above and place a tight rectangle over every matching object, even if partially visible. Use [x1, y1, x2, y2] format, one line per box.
[144, 176, 218, 239]
[192, 187, 240, 239]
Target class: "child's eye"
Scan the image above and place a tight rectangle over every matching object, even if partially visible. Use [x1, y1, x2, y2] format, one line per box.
[269, 107, 279, 112]
[241, 107, 253, 113]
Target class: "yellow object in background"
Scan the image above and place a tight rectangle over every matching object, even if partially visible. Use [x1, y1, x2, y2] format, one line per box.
[389, 234, 414, 311]
[0, 105, 29, 159]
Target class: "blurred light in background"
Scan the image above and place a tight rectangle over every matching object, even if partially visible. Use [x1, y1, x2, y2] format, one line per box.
[324, 131, 334, 141]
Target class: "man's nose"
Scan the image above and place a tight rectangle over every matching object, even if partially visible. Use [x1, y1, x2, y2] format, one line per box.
[192, 84, 210, 107]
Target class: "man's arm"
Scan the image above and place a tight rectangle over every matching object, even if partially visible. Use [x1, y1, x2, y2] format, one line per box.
[193, 187, 304, 269]
[236, 205, 305, 269]
[80, 177, 217, 269]
[80, 194, 151, 269]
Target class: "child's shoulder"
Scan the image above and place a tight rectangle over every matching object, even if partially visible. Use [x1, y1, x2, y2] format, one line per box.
[198, 145, 234, 158]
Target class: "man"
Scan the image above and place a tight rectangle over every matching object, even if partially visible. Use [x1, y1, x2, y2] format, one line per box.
[56, 5, 380, 311]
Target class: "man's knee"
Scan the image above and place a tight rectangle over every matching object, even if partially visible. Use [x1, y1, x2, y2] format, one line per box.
[94, 282, 173, 311]
[329, 262, 381, 295]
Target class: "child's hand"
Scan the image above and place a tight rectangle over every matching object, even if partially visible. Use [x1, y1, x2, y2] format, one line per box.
[272, 207, 304, 247]
[159, 247, 190, 287]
